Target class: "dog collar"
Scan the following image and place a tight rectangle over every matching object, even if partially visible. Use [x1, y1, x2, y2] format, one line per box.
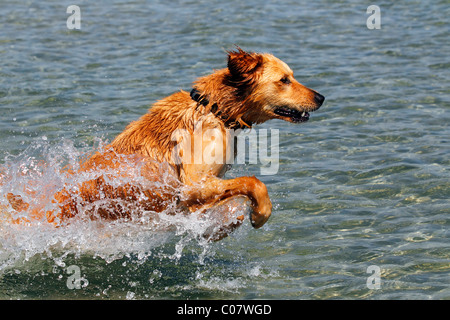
[190, 88, 209, 106]
[190, 88, 251, 130]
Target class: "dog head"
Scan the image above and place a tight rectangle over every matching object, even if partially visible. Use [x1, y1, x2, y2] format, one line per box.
[226, 48, 325, 125]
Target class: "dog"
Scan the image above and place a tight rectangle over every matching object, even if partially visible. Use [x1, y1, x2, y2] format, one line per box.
[5, 48, 324, 240]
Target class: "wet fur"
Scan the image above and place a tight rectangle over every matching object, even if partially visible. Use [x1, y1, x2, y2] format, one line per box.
[5, 48, 324, 240]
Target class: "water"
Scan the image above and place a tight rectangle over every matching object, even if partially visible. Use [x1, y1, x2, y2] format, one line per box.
[0, 0, 449, 299]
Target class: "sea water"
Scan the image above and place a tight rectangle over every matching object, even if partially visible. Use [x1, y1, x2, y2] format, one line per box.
[0, 0, 449, 299]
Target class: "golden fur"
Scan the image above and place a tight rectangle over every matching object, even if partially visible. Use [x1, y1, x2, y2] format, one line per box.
[5, 48, 324, 240]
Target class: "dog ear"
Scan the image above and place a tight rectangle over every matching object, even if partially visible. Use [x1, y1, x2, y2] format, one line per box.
[227, 47, 263, 77]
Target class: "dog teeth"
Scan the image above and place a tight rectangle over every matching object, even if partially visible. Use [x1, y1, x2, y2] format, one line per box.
[301, 112, 306, 117]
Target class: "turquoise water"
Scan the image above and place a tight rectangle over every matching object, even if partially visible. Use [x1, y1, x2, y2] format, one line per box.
[0, 0, 449, 299]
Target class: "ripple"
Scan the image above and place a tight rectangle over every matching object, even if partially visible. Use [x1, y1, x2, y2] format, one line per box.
[405, 232, 433, 243]
[1, 0, 449, 300]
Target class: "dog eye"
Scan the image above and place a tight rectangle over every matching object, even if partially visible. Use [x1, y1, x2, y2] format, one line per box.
[280, 77, 291, 85]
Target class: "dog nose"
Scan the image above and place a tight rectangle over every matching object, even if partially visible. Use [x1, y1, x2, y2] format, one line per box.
[314, 92, 325, 106]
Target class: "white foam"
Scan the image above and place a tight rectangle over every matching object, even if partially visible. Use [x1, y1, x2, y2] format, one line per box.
[0, 139, 250, 272]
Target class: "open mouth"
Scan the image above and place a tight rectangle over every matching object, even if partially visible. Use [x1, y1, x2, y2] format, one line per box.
[273, 106, 310, 123]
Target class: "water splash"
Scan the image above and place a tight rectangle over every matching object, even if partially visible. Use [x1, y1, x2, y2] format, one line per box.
[0, 138, 257, 298]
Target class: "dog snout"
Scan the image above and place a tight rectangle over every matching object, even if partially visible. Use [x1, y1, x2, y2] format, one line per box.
[314, 92, 325, 107]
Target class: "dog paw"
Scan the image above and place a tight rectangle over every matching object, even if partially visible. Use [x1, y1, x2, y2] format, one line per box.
[246, 179, 272, 229]
[200, 195, 251, 241]
[250, 198, 272, 229]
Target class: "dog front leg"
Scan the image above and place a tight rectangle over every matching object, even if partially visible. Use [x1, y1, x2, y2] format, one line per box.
[181, 175, 272, 229]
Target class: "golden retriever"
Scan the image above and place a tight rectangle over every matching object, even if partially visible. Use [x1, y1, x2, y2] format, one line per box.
[5, 48, 324, 240]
